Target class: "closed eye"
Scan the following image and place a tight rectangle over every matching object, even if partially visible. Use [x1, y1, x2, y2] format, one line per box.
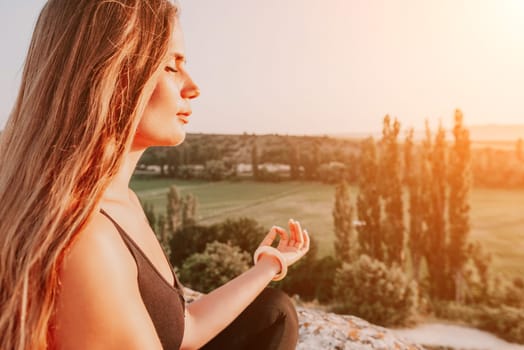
[165, 66, 179, 74]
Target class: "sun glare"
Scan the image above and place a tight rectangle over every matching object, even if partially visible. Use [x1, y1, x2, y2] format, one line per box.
[501, 0, 524, 40]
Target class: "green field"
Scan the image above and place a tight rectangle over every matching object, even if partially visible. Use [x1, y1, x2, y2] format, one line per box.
[130, 178, 524, 279]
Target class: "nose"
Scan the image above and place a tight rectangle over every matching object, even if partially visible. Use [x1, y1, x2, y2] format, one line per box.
[181, 76, 200, 99]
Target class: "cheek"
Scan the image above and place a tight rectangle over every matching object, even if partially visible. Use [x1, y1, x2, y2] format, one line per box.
[146, 79, 180, 115]
[132, 79, 185, 147]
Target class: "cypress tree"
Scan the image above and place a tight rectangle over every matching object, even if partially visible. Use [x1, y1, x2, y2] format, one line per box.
[156, 214, 170, 258]
[182, 193, 197, 227]
[405, 128, 424, 281]
[448, 109, 471, 302]
[426, 122, 449, 299]
[333, 181, 354, 263]
[142, 200, 157, 230]
[379, 115, 404, 266]
[166, 185, 183, 233]
[356, 137, 382, 261]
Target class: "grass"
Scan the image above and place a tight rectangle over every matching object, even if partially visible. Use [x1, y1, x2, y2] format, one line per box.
[130, 177, 524, 279]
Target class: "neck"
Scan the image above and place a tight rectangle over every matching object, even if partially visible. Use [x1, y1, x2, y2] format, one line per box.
[102, 148, 146, 205]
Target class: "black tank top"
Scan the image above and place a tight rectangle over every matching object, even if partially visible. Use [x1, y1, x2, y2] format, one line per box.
[100, 209, 185, 350]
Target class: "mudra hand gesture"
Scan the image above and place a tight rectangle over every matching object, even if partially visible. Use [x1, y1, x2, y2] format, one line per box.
[253, 219, 310, 281]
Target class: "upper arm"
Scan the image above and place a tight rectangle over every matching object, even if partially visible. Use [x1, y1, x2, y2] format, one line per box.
[53, 213, 163, 350]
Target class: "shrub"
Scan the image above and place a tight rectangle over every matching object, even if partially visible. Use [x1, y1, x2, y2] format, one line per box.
[312, 255, 340, 303]
[178, 241, 250, 293]
[489, 277, 524, 309]
[332, 254, 418, 327]
[475, 304, 524, 344]
[433, 301, 524, 344]
[170, 217, 267, 268]
[216, 217, 266, 254]
[169, 224, 220, 267]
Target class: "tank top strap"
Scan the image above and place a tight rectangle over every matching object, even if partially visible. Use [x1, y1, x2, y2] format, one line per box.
[99, 208, 185, 295]
[98, 209, 186, 349]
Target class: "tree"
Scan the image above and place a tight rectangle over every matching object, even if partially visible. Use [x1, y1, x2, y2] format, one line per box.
[288, 138, 300, 180]
[379, 115, 404, 266]
[299, 140, 321, 180]
[447, 109, 471, 302]
[426, 122, 449, 299]
[166, 186, 183, 233]
[142, 200, 157, 230]
[204, 160, 226, 181]
[333, 181, 354, 263]
[404, 128, 424, 282]
[251, 139, 259, 179]
[156, 214, 169, 258]
[166, 147, 182, 177]
[356, 137, 382, 261]
[181, 193, 197, 227]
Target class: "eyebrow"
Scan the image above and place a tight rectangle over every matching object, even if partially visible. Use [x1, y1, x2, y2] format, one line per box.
[169, 52, 186, 63]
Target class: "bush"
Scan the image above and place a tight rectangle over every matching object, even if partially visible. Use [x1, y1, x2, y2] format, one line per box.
[332, 254, 418, 327]
[178, 241, 250, 293]
[312, 255, 340, 303]
[433, 301, 524, 344]
[169, 217, 266, 268]
[475, 304, 524, 344]
[488, 277, 524, 309]
[216, 217, 266, 254]
[170, 224, 220, 267]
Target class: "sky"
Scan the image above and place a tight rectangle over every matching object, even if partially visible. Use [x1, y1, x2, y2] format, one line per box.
[0, 0, 523, 135]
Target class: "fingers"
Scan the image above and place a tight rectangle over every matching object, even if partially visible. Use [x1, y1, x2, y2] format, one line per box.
[295, 220, 304, 247]
[273, 226, 289, 244]
[289, 219, 304, 249]
[261, 226, 294, 247]
[262, 220, 309, 253]
[288, 219, 297, 246]
[303, 229, 310, 252]
[260, 226, 278, 246]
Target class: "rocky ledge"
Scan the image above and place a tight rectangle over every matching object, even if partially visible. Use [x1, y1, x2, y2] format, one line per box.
[183, 288, 424, 350]
[296, 306, 424, 350]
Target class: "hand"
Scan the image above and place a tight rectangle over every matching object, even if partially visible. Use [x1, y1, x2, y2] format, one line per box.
[257, 219, 310, 268]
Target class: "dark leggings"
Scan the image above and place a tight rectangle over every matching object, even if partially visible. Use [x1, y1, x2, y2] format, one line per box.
[200, 288, 299, 350]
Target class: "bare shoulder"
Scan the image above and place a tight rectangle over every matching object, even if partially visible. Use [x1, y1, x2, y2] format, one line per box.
[53, 211, 162, 350]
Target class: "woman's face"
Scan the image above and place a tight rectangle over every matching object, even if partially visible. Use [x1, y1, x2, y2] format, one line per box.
[133, 21, 200, 149]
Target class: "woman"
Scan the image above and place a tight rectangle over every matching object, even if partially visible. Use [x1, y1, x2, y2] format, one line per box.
[0, 0, 310, 349]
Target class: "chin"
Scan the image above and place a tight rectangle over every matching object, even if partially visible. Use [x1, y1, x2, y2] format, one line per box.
[164, 129, 186, 146]
[172, 132, 186, 146]
[133, 126, 186, 149]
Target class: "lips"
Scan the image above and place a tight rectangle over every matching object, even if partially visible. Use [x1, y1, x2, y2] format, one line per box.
[177, 115, 189, 124]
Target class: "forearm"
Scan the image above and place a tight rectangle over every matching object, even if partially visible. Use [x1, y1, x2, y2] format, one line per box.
[180, 256, 280, 350]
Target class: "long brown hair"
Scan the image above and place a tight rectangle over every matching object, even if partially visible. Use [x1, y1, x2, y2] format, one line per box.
[0, 0, 178, 348]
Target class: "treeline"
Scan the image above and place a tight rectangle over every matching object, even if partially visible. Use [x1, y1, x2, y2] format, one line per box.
[138, 133, 360, 183]
[137, 131, 524, 189]
[472, 141, 524, 187]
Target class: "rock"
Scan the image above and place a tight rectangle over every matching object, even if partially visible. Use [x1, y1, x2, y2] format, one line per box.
[183, 288, 424, 350]
[296, 306, 425, 350]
